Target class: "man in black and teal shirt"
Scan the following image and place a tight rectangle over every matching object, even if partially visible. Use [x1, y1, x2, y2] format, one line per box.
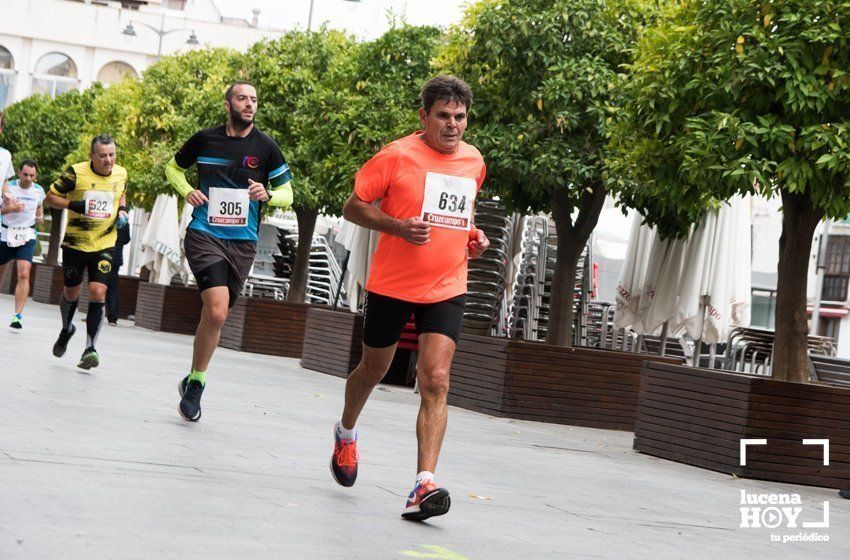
[165, 80, 293, 422]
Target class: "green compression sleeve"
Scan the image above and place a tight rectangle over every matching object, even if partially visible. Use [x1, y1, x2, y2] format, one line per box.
[267, 181, 293, 210]
[165, 157, 194, 198]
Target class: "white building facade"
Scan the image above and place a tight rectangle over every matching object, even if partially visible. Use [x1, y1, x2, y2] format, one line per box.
[750, 194, 850, 357]
[0, 0, 284, 109]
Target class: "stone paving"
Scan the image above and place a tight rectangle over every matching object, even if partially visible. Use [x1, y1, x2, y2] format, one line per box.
[1, 296, 847, 559]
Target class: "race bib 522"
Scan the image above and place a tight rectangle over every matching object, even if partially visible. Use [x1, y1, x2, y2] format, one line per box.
[83, 191, 114, 219]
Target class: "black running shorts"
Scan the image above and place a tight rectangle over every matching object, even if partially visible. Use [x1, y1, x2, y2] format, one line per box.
[362, 291, 466, 348]
[184, 228, 255, 307]
[62, 247, 114, 287]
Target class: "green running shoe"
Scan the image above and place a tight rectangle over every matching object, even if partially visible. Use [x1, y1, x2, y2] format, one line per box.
[9, 314, 22, 332]
[77, 347, 100, 370]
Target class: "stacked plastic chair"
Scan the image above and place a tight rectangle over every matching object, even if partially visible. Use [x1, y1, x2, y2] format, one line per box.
[273, 231, 296, 280]
[585, 301, 638, 351]
[723, 326, 836, 375]
[303, 234, 345, 305]
[462, 200, 514, 335]
[809, 354, 850, 386]
[266, 229, 345, 304]
[505, 216, 591, 343]
[506, 216, 547, 340]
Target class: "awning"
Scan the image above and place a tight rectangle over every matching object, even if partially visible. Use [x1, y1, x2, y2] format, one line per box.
[806, 306, 849, 318]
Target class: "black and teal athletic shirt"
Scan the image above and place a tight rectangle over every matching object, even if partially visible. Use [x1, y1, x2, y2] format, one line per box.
[174, 125, 292, 242]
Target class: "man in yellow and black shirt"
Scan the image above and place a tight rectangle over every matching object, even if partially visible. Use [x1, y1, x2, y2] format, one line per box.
[45, 133, 128, 371]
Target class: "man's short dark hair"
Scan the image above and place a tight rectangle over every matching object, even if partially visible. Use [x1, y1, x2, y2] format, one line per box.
[90, 133, 115, 153]
[226, 80, 256, 104]
[421, 75, 473, 114]
[19, 159, 38, 172]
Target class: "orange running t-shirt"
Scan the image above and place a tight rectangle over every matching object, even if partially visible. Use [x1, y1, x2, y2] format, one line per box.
[354, 132, 486, 304]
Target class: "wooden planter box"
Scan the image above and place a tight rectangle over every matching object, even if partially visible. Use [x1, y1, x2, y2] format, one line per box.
[114, 276, 140, 318]
[634, 362, 850, 489]
[134, 282, 203, 334]
[77, 276, 140, 319]
[449, 334, 681, 431]
[32, 263, 65, 304]
[300, 307, 363, 378]
[0, 260, 37, 296]
[220, 298, 310, 358]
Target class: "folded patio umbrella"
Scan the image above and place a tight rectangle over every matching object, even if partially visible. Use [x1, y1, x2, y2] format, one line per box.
[703, 195, 752, 343]
[178, 201, 194, 284]
[137, 194, 181, 285]
[673, 195, 751, 344]
[614, 214, 656, 330]
[337, 218, 378, 312]
[634, 234, 688, 335]
[674, 211, 718, 340]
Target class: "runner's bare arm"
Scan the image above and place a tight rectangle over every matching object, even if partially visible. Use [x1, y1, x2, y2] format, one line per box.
[0, 198, 23, 214]
[44, 191, 71, 210]
[467, 225, 490, 259]
[343, 192, 430, 245]
[46, 166, 86, 213]
[45, 192, 85, 215]
[118, 193, 127, 213]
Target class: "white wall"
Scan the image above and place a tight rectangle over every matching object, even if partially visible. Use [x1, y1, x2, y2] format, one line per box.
[837, 319, 850, 357]
[0, 0, 284, 104]
[750, 194, 782, 286]
[188, 0, 224, 22]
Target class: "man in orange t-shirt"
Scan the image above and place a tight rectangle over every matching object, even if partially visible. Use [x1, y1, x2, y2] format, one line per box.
[329, 76, 490, 521]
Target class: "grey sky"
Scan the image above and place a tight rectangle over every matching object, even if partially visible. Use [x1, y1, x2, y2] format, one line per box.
[210, 0, 472, 39]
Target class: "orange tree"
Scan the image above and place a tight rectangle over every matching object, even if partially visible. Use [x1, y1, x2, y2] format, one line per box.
[2, 87, 103, 264]
[247, 28, 354, 303]
[441, 0, 660, 345]
[250, 24, 442, 303]
[609, 0, 850, 382]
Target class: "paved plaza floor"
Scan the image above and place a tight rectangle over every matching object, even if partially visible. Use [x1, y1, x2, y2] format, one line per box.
[1, 295, 848, 559]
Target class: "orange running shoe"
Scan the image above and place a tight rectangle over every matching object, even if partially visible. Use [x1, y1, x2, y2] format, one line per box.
[401, 480, 451, 521]
[330, 428, 359, 487]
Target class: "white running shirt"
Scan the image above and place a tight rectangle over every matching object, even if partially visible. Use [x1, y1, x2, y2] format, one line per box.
[0, 148, 13, 185]
[0, 180, 45, 242]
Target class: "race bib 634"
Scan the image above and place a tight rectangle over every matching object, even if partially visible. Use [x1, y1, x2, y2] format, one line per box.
[420, 172, 476, 231]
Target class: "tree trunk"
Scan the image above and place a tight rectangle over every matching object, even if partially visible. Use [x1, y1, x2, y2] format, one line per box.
[772, 190, 823, 382]
[287, 205, 318, 303]
[546, 223, 582, 346]
[45, 207, 63, 266]
[545, 180, 606, 346]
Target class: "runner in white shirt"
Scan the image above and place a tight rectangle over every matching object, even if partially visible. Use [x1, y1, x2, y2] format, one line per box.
[0, 159, 45, 330]
[0, 110, 15, 202]
[0, 148, 12, 189]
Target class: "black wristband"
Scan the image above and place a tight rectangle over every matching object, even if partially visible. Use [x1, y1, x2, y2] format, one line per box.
[68, 200, 86, 214]
[118, 205, 128, 213]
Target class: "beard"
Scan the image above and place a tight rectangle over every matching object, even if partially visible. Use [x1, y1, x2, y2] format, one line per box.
[229, 106, 254, 131]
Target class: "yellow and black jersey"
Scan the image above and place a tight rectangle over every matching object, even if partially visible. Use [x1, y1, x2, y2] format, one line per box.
[51, 162, 128, 252]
